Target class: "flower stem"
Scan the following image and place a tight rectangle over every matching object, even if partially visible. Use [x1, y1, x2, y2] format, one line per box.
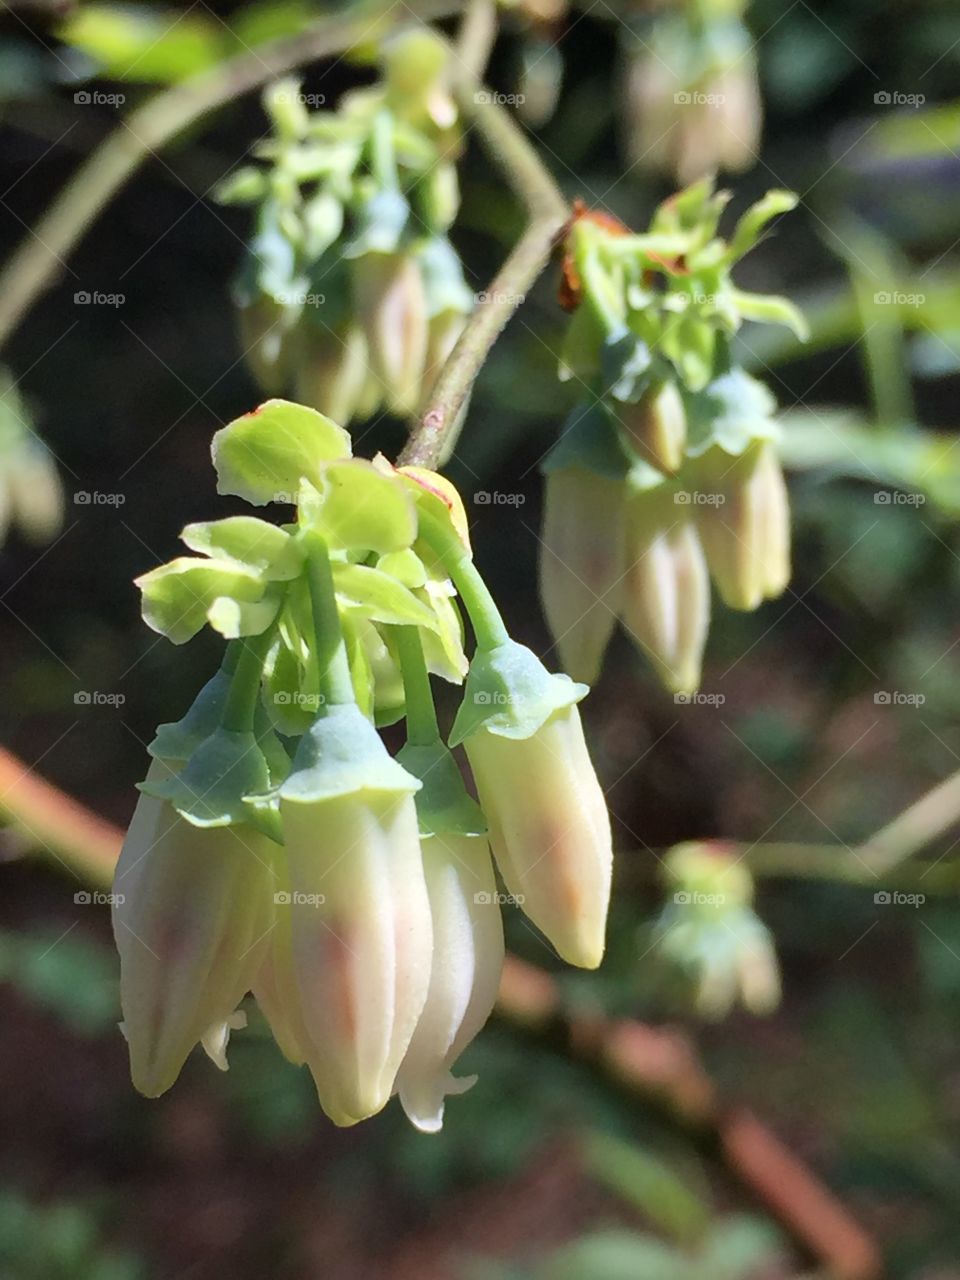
[304, 532, 355, 707]
[398, 51, 569, 469]
[418, 509, 508, 650]
[394, 625, 440, 746]
[220, 625, 278, 734]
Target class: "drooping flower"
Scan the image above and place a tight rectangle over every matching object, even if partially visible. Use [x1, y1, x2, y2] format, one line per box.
[450, 642, 612, 969]
[112, 763, 276, 1098]
[277, 702, 433, 1125]
[620, 470, 710, 695]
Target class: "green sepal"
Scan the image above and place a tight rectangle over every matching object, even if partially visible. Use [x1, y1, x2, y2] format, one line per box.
[684, 368, 779, 459]
[541, 402, 632, 479]
[212, 399, 351, 507]
[377, 547, 427, 588]
[181, 516, 304, 579]
[730, 289, 808, 341]
[602, 330, 653, 403]
[448, 640, 587, 745]
[726, 190, 799, 262]
[343, 190, 410, 257]
[140, 727, 281, 841]
[136, 556, 265, 645]
[397, 740, 486, 838]
[280, 702, 420, 803]
[418, 236, 473, 317]
[148, 668, 230, 764]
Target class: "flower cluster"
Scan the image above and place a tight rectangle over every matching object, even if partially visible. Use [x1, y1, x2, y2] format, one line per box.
[619, 0, 762, 183]
[539, 180, 805, 693]
[219, 32, 472, 432]
[115, 399, 613, 1130]
[648, 841, 780, 1020]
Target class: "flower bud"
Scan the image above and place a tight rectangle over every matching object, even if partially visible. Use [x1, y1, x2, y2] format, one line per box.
[396, 833, 504, 1132]
[236, 296, 296, 394]
[113, 763, 276, 1098]
[614, 380, 686, 474]
[277, 703, 433, 1125]
[294, 324, 370, 425]
[352, 252, 428, 418]
[694, 442, 790, 611]
[280, 789, 432, 1124]
[462, 696, 611, 970]
[539, 466, 624, 684]
[620, 477, 710, 694]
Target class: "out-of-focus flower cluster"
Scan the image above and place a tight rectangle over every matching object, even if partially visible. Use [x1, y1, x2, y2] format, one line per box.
[219, 31, 473, 428]
[618, 0, 762, 183]
[539, 180, 806, 693]
[648, 841, 780, 1020]
[0, 371, 63, 548]
[116, 398, 613, 1130]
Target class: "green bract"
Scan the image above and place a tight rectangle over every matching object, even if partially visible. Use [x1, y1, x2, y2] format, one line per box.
[280, 702, 419, 803]
[397, 739, 486, 838]
[212, 399, 351, 505]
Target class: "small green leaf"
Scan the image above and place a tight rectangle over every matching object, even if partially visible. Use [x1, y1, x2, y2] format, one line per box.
[212, 399, 351, 506]
[142, 727, 278, 838]
[58, 4, 224, 82]
[727, 190, 799, 261]
[683, 368, 778, 458]
[182, 516, 304, 579]
[731, 290, 808, 340]
[136, 557, 264, 645]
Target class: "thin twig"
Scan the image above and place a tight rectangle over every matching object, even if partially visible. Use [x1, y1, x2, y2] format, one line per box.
[0, 0, 463, 354]
[398, 66, 569, 468]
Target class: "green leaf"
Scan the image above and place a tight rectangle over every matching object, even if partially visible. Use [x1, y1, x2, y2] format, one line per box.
[727, 190, 799, 262]
[582, 1132, 712, 1246]
[333, 563, 440, 629]
[311, 459, 418, 554]
[182, 516, 303, 579]
[136, 556, 265, 645]
[730, 290, 808, 340]
[58, 4, 225, 82]
[212, 399, 351, 506]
